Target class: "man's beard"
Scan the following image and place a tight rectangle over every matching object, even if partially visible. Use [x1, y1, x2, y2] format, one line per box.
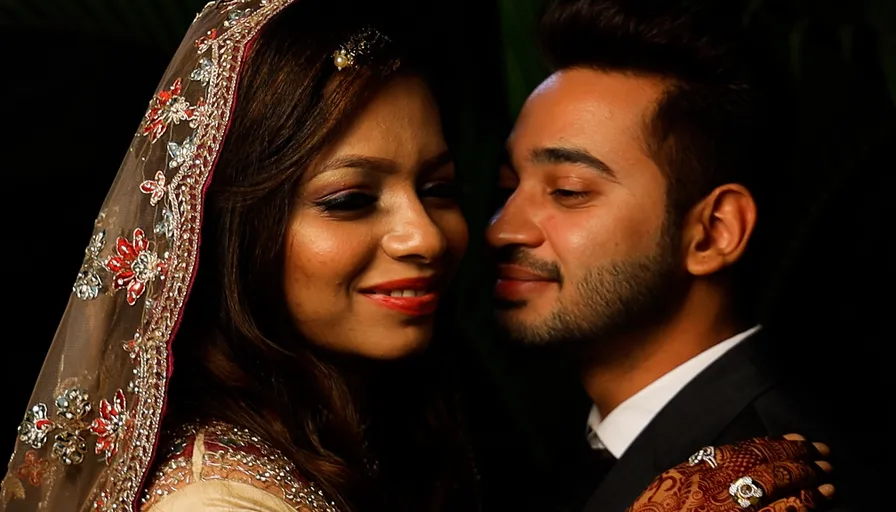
[495, 219, 684, 354]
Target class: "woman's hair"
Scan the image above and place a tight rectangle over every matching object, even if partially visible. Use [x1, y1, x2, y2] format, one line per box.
[163, 1, 477, 510]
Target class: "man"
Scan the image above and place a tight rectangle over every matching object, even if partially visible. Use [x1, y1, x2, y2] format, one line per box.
[486, 0, 872, 510]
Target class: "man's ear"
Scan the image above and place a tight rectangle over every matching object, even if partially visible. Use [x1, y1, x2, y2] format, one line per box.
[681, 184, 757, 276]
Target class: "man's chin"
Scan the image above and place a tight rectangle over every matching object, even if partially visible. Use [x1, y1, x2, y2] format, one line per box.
[494, 311, 558, 347]
[493, 302, 538, 326]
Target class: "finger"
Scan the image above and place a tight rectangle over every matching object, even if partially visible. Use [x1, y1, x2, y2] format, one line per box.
[713, 437, 820, 470]
[756, 495, 809, 512]
[782, 435, 829, 457]
[758, 491, 816, 512]
[753, 487, 827, 511]
[717, 486, 822, 512]
[745, 461, 826, 502]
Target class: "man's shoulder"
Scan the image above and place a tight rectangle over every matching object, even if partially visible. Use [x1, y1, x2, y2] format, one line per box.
[748, 376, 837, 435]
[734, 379, 880, 511]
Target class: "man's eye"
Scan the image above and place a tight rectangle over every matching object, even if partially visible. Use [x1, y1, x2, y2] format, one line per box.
[550, 189, 588, 199]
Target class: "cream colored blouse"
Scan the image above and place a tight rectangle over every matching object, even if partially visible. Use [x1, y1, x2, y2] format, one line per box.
[140, 422, 337, 512]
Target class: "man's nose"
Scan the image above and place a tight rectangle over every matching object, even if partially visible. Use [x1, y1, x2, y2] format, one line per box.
[485, 190, 544, 249]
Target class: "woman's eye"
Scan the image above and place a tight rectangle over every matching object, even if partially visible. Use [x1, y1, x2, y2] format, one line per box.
[420, 181, 459, 200]
[315, 192, 377, 212]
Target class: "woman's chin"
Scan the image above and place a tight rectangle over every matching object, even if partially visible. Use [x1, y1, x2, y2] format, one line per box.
[364, 335, 432, 360]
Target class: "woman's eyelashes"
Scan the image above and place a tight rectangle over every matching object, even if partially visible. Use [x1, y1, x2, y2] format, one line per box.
[314, 191, 377, 213]
[314, 180, 459, 215]
[419, 180, 459, 201]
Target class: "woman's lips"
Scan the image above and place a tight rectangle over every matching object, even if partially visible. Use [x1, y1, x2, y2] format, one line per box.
[358, 276, 440, 316]
[363, 292, 439, 316]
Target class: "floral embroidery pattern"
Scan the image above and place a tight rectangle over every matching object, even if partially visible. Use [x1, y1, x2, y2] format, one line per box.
[72, 230, 107, 301]
[16, 388, 130, 469]
[50, 388, 92, 465]
[15, 451, 50, 487]
[191, 58, 214, 86]
[139, 170, 167, 206]
[142, 79, 200, 143]
[167, 135, 197, 169]
[104, 228, 166, 306]
[155, 208, 175, 239]
[17, 404, 53, 450]
[123, 332, 142, 359]
[17, 389, 90, 466]
[9, 2, 296, 510]
[224, 8, 253, 26]
[90, 390, 129, 463]
[195, 29, 219, 53]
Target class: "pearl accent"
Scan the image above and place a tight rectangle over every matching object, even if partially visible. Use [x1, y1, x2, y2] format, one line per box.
[333, 50, 351, 70]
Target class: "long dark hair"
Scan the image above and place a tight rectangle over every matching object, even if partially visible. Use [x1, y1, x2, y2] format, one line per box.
[163, 1, 478, 510]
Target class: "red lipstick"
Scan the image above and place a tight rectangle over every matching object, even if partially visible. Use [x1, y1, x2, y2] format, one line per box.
[359, 276, 440, 316]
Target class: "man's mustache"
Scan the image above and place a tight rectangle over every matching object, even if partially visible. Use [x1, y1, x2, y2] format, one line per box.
[494, 247, 563, 283]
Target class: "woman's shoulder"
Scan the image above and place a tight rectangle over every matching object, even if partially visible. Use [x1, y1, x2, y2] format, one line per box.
[140, 421, 338, 512]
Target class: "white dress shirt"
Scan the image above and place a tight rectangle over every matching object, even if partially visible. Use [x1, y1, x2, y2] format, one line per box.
[585, 325, 762, 458]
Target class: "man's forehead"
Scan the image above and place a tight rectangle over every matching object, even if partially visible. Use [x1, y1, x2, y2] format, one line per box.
[509, 69, 664, 158]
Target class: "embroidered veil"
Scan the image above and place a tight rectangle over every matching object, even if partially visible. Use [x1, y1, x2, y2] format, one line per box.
[1, 1, 306, 510]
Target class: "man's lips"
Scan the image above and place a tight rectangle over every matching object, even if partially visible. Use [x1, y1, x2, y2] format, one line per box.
[495, 264, 555, 282]
[494, 264, 557, 300]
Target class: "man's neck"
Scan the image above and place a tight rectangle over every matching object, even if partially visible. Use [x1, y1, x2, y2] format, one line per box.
[580, 287, 745, 417]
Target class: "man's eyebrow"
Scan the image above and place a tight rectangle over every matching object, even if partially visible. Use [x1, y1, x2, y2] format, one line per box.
[529, 146, 618, 182]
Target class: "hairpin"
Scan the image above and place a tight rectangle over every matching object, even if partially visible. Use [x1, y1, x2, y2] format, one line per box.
[332, 26, 393, 71]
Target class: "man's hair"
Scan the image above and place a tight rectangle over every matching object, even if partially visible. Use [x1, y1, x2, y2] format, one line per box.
[540, 0, 786, 216]
[539, 0, 788, 315]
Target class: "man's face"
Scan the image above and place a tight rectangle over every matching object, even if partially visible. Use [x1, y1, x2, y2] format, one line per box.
[487, 68, 685, 349]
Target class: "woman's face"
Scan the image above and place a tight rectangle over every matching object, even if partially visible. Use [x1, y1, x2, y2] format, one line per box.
[284, 75, 468, 359]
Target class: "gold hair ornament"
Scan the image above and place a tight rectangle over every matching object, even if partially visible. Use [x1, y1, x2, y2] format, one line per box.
[332, 26, 394, 71]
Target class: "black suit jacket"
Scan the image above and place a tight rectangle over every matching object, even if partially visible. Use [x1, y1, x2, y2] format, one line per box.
[579, 330, 878, 512]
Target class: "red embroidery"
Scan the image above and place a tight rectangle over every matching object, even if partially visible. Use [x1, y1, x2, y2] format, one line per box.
[142, 79, 199, 143]
[90, 390, 129, 462]
[104, 228, 166, 305]
[16, 451, 50, 486]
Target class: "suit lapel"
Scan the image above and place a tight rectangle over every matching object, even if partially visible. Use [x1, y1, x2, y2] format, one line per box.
[582, 332, 780, 512]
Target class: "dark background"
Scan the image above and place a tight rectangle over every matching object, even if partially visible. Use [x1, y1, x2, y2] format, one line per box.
[1, 0, 893, 483]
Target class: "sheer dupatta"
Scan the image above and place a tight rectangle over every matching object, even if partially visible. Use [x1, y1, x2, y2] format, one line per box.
[1, 1, 301, 510]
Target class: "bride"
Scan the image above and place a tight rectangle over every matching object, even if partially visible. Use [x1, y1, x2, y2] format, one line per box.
[1, 1, 834, 511]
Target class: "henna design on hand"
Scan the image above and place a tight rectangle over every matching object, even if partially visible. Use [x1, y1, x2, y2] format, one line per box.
[626, 437, 831, 512]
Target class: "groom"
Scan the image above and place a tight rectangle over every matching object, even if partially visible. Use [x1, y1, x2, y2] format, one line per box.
[486, 0, 869, 510]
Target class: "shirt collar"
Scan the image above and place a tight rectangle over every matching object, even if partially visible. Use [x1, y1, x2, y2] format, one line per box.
[585, 325, 762, 458]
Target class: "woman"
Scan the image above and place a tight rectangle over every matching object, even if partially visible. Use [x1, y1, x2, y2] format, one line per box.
[1, 1, 834, 511]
